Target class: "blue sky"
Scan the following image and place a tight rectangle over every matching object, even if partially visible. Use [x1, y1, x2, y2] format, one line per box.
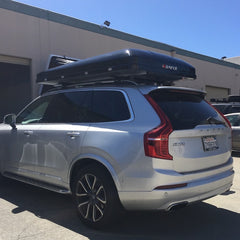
[15, 0, 239, 59]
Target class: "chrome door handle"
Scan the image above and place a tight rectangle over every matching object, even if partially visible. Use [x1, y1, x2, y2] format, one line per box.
[67, 132, 80, 138]
[24, 130, 33, 136]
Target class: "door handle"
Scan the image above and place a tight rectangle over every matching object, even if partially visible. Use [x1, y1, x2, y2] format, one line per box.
[67, 132, 80, 139]
[24, 130, 33, 136]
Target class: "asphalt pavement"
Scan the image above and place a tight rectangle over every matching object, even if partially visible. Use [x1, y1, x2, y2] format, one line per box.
[0, 155, 239, 240]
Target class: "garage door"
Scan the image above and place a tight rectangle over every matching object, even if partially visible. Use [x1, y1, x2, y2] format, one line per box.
[0, 55, 31, 121]
[205, 85, 230, 101]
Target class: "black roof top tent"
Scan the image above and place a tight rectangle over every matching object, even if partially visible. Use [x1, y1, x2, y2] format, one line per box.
[37, 49, 196, 92]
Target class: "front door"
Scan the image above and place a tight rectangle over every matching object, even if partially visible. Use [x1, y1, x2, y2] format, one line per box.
[3, 95, 52, 178]
[31, 90, 92, 186]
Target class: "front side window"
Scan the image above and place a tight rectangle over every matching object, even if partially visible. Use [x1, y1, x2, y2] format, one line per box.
[16, 95, 53, 124]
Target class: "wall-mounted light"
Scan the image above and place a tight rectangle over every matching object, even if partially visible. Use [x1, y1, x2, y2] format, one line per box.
[104, 20, 110, 27]
[100, 20, 111, 28]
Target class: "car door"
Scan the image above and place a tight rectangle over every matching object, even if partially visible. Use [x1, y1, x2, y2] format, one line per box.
[3, 95, 53, 178]
[33, 90, 91, 186]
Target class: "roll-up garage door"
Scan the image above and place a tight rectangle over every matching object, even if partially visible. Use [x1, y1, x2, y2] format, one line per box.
[0, 55, 31, 121]
[205, 85, 230, 101]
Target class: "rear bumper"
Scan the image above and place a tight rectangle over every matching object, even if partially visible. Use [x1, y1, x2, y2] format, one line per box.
[118, 168, 234, 210]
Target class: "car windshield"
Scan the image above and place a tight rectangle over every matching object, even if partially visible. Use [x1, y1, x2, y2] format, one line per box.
[212, 104, 240, 114]
[225, 114, 240, 127]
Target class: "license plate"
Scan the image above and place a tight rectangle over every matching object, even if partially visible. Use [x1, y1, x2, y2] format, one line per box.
[202, 136, 218, 151]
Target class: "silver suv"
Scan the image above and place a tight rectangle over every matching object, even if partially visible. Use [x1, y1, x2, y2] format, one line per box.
[0, 49, 234, 229]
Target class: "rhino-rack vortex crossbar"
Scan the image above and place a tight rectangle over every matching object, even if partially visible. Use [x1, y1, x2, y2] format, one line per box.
[37, 49, 196, 94]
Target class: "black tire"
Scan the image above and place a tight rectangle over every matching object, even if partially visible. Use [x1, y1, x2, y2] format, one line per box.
[72, 164, 123, 229]
[0, 172, 5, 180]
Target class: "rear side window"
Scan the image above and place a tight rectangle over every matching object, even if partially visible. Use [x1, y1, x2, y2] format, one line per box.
[149, 90, 219, 130]
[91, 91, 131, 122]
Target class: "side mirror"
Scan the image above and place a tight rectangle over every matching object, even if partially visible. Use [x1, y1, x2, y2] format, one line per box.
[4, 114, 17, 130]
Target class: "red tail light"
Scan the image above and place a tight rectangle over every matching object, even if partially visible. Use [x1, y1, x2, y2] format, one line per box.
[144, 95, 173, 160]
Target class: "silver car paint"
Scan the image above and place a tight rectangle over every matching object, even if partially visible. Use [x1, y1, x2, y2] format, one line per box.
[0, 86, 234, 211]
[225, 112, 240, 151]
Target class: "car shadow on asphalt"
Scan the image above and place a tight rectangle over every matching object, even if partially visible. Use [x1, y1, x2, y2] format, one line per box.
[0, 177, 239, 240]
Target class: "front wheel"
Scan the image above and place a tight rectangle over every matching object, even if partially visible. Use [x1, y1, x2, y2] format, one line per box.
[73, 164, 123, 229]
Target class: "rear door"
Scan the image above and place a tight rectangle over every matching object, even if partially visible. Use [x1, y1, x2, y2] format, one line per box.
[149, 89, 232, 173]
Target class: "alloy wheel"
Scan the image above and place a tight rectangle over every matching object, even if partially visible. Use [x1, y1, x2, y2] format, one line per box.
[75, 173, 107, 222]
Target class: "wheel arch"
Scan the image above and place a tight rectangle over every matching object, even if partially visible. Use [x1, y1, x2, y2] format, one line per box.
[69, 155, 121, 193]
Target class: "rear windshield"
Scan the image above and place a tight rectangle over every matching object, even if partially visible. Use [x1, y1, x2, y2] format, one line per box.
[149, 90, 220, 130]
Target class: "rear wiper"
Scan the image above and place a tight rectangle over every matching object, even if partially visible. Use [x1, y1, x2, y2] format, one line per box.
[207, 117, 225, 125]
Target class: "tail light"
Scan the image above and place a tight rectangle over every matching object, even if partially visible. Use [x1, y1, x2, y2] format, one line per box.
[144, 95, 173, 160]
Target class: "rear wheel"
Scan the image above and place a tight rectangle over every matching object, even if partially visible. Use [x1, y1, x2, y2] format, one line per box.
[73, 164, 123, 229]
[0, 172, 5, 180]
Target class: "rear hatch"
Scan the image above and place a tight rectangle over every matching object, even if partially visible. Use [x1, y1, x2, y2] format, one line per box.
[147, 88, 232, 173]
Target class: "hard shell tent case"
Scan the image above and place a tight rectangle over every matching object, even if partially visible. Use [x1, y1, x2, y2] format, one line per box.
[37, 49, 196, 91]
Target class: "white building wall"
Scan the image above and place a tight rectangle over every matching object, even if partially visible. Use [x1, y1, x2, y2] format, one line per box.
[0, 1, 240, 100]
[175, 54, 240, 99]
[226, 57, 240, 65]
[0, 7, 169, 97]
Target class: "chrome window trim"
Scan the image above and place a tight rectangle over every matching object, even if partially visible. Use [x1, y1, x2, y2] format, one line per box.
[17, 88, 135, 125]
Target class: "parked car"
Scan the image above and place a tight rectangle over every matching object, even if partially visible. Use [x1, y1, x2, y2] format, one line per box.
[225, 112, 240, 151]
[0, 49, 234, 229]
[212, 102, 240, 114]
